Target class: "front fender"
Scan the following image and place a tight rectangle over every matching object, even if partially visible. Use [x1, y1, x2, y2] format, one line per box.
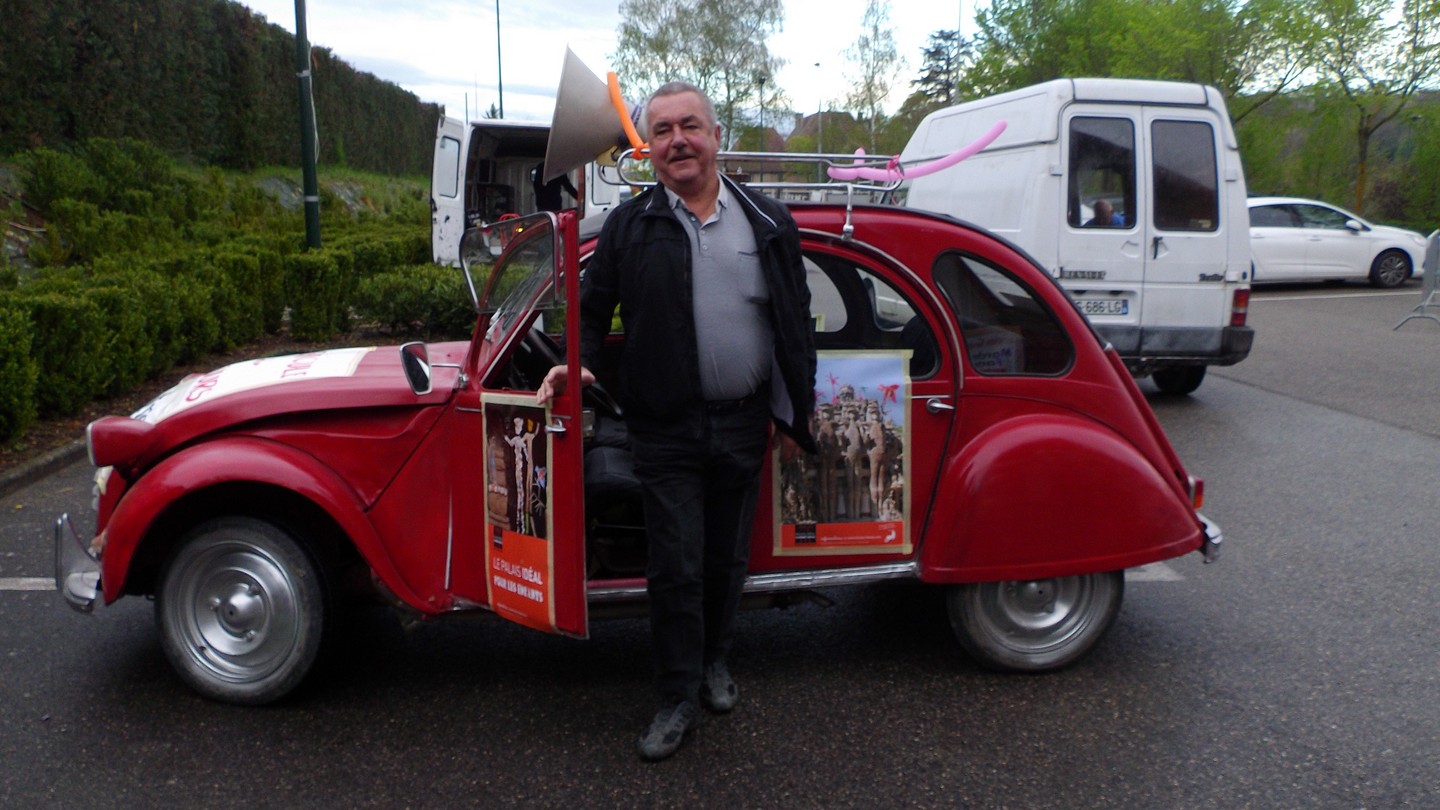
[98, 436, 424, 609]
[919, 413, 1202, 582]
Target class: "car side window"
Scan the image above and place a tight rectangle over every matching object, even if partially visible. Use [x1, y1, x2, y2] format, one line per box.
[1249, 205, 1296, 228]
[805, 252, 939, 379]
[933, 252, 1073, 376]
[1294, 205, 1350, 230]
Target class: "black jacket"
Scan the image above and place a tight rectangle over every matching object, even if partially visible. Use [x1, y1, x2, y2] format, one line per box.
[579, 176, 817, 452]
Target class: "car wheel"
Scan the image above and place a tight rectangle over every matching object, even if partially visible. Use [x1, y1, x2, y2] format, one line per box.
[1152, 365, 1206, 395]
[156, 517, 326, 705]
[946, 571, 1124, 672]
[1369, 249, 1411, 288]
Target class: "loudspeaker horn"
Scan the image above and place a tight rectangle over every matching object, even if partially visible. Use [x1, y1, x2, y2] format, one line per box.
[543, 48, 631, 183]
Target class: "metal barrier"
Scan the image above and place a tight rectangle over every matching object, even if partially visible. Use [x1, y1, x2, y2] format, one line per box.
[1394, 230, 1440, 330]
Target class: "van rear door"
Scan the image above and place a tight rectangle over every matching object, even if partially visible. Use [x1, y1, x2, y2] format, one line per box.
[1139, 109, 1230, 348]
[1056, 110, 1145, 353]
[1056, 105, 1233, 361]
[432, 115, 466, 265]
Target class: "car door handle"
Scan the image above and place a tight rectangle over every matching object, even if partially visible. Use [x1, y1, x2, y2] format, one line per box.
[923, 396, 955, 414]
[1152, 236, 1165, 259]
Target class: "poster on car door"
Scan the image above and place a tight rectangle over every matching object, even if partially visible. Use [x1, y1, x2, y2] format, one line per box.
[776, 351, 912, 556]
[482, 394, 556, 632]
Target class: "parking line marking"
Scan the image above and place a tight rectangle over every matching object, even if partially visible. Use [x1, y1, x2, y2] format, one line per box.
[0, 577, 53, 591]
[1126, 563, 1184, 582]
[1260, 290, 1416, 302]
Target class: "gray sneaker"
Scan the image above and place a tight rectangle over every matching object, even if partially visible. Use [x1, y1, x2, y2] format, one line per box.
[637, 700, 699, 761]
[699, 661, 738, 713]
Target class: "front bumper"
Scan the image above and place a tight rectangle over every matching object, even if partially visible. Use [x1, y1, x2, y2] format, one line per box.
[54, 513, 100, 613]
[1198, 512, 1223, 563]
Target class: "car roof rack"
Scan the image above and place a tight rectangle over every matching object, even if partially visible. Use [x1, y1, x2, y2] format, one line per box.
[607, 149, 908, 240]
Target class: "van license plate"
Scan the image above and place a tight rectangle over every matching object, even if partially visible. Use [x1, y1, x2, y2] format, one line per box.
[1080, 299, 1129, 316]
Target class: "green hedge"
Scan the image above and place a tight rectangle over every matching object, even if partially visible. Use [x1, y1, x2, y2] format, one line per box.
[20, 292, 110, 417]
[285, 249, 351, 341]
[0, 302, 38, 441]
[352, 263, 476, 339]
[0, 138, 451, 447]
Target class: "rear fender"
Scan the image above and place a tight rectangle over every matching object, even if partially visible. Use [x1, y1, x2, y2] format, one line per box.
[98, 437, 425, 610]
[918, 413, 1202, 582]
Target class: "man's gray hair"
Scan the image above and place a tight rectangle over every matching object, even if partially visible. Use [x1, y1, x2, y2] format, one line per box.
[642, 81, 717, 137]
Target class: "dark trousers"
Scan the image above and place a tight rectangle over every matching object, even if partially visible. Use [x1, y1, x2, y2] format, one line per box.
[627, 396, 771, 705]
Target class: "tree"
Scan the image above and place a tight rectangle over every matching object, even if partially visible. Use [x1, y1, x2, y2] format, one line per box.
[612, 0, 785, 147]
[913, 30, 970, 109]
[963, 0, 1308, 118]
[843, 0, 904, 152]
[1298, 0, 1440, 213]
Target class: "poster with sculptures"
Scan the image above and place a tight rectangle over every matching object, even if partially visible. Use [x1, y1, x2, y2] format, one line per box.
[776, 351, 911, 555]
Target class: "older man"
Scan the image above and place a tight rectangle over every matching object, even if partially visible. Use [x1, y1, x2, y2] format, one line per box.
[539, 82, 816, 760]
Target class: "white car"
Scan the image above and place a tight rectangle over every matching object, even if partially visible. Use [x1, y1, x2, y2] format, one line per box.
[1248, 196, 1428, 288]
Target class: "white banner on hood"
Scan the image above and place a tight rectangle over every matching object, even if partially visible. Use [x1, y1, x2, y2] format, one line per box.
[134, 347, 375, 424]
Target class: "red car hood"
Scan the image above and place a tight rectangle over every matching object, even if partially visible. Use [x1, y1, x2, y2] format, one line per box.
[99, 342, 468, 471]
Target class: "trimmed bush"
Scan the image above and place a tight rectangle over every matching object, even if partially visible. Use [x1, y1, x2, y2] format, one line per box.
[285, 249, 349, 341]
[83, 285, 153, 396]
[206, 251, 266, 348]
[20, 292, 109, 416]
[47, 198, 155, 264]
[352, 263, 475, 339]
[0, 299, 38, 441]
[18, 147, 99, 216]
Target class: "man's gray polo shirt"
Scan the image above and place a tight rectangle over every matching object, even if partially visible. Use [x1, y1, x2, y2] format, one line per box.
[665, 180, 774, 401]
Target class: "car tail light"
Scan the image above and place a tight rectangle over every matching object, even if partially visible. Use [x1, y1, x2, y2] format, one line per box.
[1230, 288, 1250, 327]
[1187, 475, 1205, 510]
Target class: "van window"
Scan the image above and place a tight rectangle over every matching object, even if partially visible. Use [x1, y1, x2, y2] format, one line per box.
[434, 136, 461, 199]
[1151, 120, 1218, 231]
[933, 252, 1073, 376]
[1067, 117, 1136, 229]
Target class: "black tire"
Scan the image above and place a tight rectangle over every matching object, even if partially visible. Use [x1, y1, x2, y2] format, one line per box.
[1152, 365, 1206, 395]
[155, 517, 327, 705]
[946, 571, 1124, 672]
[1369, 249, 1412, 288]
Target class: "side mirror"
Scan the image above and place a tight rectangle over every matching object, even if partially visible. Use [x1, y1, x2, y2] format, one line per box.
[400, 341, 432, 395]
[1344, 219, 1368, 233]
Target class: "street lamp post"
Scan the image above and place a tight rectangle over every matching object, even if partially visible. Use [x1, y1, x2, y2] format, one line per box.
[293, 0, 321, 249]
[495, 0, 504, 118]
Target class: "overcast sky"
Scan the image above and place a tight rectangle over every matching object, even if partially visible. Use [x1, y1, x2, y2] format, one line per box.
[241, 0, 976, 127]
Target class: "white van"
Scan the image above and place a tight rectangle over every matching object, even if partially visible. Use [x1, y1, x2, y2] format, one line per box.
[899, 78, 1253, 394]
[431, 116, 626, 266]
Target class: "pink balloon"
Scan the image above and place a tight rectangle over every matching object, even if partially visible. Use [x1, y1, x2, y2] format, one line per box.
[827, 120, 1008, 181]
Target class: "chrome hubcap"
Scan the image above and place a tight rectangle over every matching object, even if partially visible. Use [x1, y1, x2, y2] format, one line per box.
[169, 544, 301, 683]
[979, 575, 1098, 652]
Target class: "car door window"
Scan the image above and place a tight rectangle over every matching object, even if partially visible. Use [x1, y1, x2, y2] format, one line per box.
[1067, 117, 1136, 229]
[933, 252, 1073, 376]
[1294, 204, 1350, 230]
[1250, 205, 1296, 228]
[1151, 120, 1219, 231]
[806, 252, 939, 379]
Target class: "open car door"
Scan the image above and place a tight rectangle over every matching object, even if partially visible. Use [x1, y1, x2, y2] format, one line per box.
[448, 212, 588, 638]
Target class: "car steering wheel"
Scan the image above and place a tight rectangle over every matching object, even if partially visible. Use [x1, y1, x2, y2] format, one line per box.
[522, 328, 623, 419]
